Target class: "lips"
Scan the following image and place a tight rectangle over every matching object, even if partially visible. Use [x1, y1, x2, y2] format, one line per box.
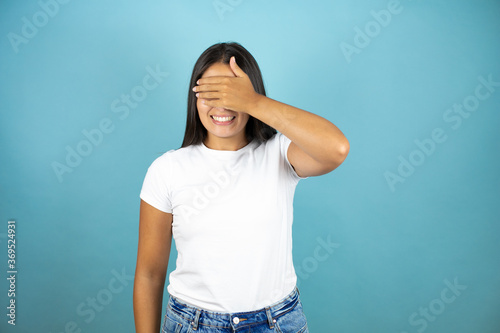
[211, 115, 235, 121]
[210, 115, 236, 125]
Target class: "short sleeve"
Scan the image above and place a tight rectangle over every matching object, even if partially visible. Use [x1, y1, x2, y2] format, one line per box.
[139, 153, 173, 213]
[278, 132, 308, 181]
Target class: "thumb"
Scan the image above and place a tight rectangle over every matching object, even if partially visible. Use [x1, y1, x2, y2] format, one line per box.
[230, 56, 246, 77]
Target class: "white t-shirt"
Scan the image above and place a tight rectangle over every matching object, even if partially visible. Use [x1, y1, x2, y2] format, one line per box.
[140, 132, 306, 312]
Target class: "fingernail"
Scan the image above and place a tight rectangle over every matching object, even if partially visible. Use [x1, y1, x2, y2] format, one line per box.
[196, 93, 199, 97]
[192, 86, 196, 92]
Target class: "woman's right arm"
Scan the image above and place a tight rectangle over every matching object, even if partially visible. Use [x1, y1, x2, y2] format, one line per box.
[133, 200, 173, 333]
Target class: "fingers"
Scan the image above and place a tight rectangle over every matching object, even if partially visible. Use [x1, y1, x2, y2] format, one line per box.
[199, 98, 222, 108]
[196, 91, 222, 99]
[229, 56, 245, 77]
[196, 76, 230, 85]
[192, 84, 223, 93]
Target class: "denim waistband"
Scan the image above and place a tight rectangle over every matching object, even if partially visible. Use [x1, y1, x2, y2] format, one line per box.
[167, 286, 300, 330]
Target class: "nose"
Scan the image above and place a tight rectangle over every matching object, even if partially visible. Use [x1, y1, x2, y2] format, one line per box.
[214, 107, 236, 114]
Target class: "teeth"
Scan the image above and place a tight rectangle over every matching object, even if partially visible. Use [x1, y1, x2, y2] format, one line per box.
[212, 116, 234, 122]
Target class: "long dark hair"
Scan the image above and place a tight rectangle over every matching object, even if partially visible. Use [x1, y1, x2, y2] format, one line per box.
[181, 42, 276, 148]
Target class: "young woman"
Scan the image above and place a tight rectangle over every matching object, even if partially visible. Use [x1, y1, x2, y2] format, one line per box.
[133, 42, 349, 333]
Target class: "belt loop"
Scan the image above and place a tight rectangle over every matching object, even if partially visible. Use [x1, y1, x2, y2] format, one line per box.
[265, 307, 275, 329]
[191, 309, 201, 330]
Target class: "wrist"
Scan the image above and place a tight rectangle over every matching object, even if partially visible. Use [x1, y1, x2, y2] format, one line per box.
[246, 94, 268, 117]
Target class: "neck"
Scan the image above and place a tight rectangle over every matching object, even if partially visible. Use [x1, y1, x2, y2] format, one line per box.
[204, 135, 249, 151]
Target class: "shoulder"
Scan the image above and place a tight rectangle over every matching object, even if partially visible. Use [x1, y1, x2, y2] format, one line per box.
[256, 132, 290, 153]
[150, 145, 198, 165]
[255, 132, 283, 147]
[144, 146, 198, 176]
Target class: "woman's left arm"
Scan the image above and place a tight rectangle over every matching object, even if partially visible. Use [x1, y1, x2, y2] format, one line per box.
[194, 56, 350, 178]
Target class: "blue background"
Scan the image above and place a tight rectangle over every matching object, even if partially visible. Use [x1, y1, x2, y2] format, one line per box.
[1, 0, 499, 332]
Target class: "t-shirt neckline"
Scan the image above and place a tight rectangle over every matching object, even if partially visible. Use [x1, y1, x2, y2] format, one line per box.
[199, 139, 256, 158]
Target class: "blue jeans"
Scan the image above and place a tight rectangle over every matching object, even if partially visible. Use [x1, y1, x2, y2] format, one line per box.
[162, 287, 308, 333]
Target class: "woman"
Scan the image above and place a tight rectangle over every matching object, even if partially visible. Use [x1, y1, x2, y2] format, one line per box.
[133, 42, 349, 333]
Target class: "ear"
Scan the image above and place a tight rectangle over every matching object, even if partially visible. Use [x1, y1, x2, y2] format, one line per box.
[229, 56, 246, 78]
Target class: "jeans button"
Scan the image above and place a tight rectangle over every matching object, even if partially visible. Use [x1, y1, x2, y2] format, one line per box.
[233, 316, 240, 324]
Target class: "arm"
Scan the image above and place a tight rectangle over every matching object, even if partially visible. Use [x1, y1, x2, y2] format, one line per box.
[194, 56, 349, 177]
[248, 97, 349, 177]
[133, 200, 173, 333]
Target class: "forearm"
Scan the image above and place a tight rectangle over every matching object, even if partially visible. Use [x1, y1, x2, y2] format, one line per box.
[249, 96, 349, 165]
[133, 274, 166, 333]
[193, 57, 349, 166]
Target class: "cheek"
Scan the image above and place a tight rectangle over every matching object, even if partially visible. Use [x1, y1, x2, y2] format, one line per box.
[240, 114, 250, 126]
[197, 100, 210, 116]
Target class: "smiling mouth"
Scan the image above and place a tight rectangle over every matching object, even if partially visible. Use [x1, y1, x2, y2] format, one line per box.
[211, 115, 236, 122]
